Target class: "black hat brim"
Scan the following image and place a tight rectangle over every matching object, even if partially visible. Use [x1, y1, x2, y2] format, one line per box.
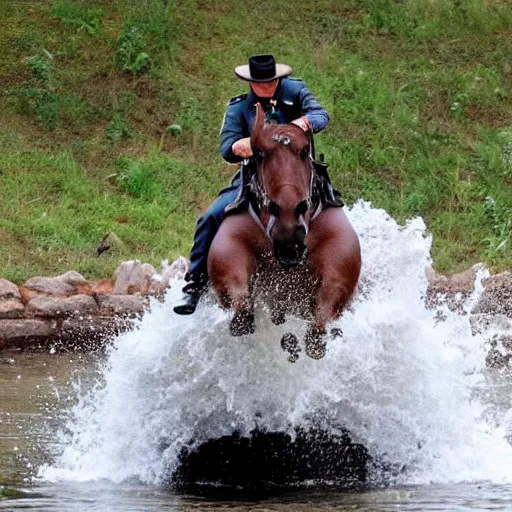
[234, 63, 293, 82]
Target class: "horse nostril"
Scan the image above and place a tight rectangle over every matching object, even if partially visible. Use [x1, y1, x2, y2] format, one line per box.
[268, 201, 280, 217]
[294, 200, 308, 218]
[295, 225, 306, 241]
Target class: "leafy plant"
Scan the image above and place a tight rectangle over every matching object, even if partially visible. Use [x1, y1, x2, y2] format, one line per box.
[28, 54, 52, 85]
[450, 92, 469, 119]
[51, 0, 105, 35]
[116, 26, 151, 75]
[106, 114, 131, 142]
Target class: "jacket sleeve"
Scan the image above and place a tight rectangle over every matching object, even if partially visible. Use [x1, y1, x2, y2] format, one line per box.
[219, 103, 246, 163]
[298, 84, 329, 134]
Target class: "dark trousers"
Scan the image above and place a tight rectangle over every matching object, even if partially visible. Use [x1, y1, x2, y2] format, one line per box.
[188, 171, 242, 282]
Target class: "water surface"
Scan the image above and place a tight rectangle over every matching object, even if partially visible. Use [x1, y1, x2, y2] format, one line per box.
[2, 203, 512, 510]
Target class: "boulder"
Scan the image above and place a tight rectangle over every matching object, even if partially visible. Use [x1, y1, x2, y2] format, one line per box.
[425, 264, 480, 312]
[96, 294, 147, 316]
[23, 271, 90, 297]
[26, 295, 98, 318]
[0, 300, 25, 319]
[473, 271, 512, 317]
[0, 279, 21, 300]
[151, 256, 189, 294]
[426, 265, 478, 294]
[0, 319, 56, 346]
[91, 279, 114, 295]
[0, 280, 24, 319]
[112, 260, 156, 295]
[56, 316, 135, 350]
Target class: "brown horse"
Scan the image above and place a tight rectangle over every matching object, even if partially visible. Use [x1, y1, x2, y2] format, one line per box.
[208, 104, 361, 361]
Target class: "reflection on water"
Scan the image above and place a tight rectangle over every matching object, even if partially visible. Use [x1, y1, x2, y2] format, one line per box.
[2, 481, 512, 511]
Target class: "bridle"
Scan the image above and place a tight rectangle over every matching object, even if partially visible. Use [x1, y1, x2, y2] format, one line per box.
[247, 134, 322, 240]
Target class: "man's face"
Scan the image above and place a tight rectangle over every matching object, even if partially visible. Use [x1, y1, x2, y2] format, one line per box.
[250, 79, 279, 98]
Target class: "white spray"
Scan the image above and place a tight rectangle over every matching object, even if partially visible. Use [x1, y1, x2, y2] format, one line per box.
[41, 202, 512, 486]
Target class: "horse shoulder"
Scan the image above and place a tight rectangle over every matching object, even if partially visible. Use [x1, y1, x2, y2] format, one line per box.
[210, 212, 269, 258]
[307, 208, 361, 274]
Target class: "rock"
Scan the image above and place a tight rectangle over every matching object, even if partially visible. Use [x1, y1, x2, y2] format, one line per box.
[0, 300, 25, 319]
[155, 256, 189, 292]
[23, 271, 90, 297]
[26, 295, 98, 318]
[96, 295, 147, 316]
[112, 260, 155, 295]
[426, 265, 478, 294]
[96, 231, 124, 256]
[91, 279, 114, 295]
[0, 279, 21, 300]
[0, 319, 56, 345]
[473, 271, 512, 317]
[425, 264, 481, 312]
[56, 316, 135, 350]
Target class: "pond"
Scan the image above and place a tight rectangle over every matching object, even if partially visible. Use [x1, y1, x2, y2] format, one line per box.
[2, 205, 512, 510]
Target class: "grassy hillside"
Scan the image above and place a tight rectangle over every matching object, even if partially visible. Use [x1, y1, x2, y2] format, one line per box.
[1, 0, 511, 283]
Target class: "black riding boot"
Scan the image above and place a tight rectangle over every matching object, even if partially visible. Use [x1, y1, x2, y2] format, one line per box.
[173, 274, 207, 315]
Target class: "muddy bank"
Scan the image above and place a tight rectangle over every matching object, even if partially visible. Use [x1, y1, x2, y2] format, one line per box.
[0, 260, 511, 356]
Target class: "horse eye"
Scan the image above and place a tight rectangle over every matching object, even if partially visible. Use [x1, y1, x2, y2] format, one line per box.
[295, 200, 308, 218]
[268, 201, 281, 217]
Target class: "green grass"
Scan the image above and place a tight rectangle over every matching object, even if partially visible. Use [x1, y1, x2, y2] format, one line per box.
[1, 0, 512, 282]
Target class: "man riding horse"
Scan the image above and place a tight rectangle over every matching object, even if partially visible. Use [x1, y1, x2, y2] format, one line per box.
[174, 54, 342, 315]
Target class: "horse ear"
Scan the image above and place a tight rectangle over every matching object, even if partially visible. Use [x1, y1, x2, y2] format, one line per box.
[251, 103, 265, 149]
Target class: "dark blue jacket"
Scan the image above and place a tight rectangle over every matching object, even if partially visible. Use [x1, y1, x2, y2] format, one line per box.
[220, 78, 329, 163]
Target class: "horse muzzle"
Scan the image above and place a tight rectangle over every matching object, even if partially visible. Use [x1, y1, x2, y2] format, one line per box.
[273, 240, 308, 268]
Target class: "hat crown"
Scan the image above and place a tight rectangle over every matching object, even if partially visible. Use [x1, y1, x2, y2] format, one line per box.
[249, 55, 277, 81]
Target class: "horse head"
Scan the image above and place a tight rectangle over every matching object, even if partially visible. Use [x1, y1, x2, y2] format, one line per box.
[251, 103, 314, 268]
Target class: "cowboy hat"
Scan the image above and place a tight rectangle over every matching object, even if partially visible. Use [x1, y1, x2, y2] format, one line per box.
[235, 54, 292, 83]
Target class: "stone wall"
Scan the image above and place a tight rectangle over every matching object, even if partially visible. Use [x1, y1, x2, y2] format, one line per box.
[1, 259, 511, 363]
[0, 258, 188, 352]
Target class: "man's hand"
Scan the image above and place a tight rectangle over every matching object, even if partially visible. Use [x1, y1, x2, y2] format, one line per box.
[232, 137, 253, 158]
[291, 116, 312, 132]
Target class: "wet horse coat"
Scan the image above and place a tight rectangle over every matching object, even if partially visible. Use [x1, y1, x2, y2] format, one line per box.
[208, 104, 361, 360]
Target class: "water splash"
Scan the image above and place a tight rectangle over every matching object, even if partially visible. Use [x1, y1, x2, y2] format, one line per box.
[40, 202, 512, 486]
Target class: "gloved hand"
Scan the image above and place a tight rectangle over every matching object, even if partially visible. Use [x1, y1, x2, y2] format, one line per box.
[232, 137, 253, 158]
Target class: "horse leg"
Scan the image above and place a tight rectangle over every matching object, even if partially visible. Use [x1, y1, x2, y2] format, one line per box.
[305, 209, 361, 360]
[280, 332, 301, 363]
[221, 262, 256, 336]
[304, 275, 355, 359]
[208, 219, 259, 337]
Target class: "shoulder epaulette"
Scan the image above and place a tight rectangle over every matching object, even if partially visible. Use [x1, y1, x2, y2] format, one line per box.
[228, 93, 248, 105]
